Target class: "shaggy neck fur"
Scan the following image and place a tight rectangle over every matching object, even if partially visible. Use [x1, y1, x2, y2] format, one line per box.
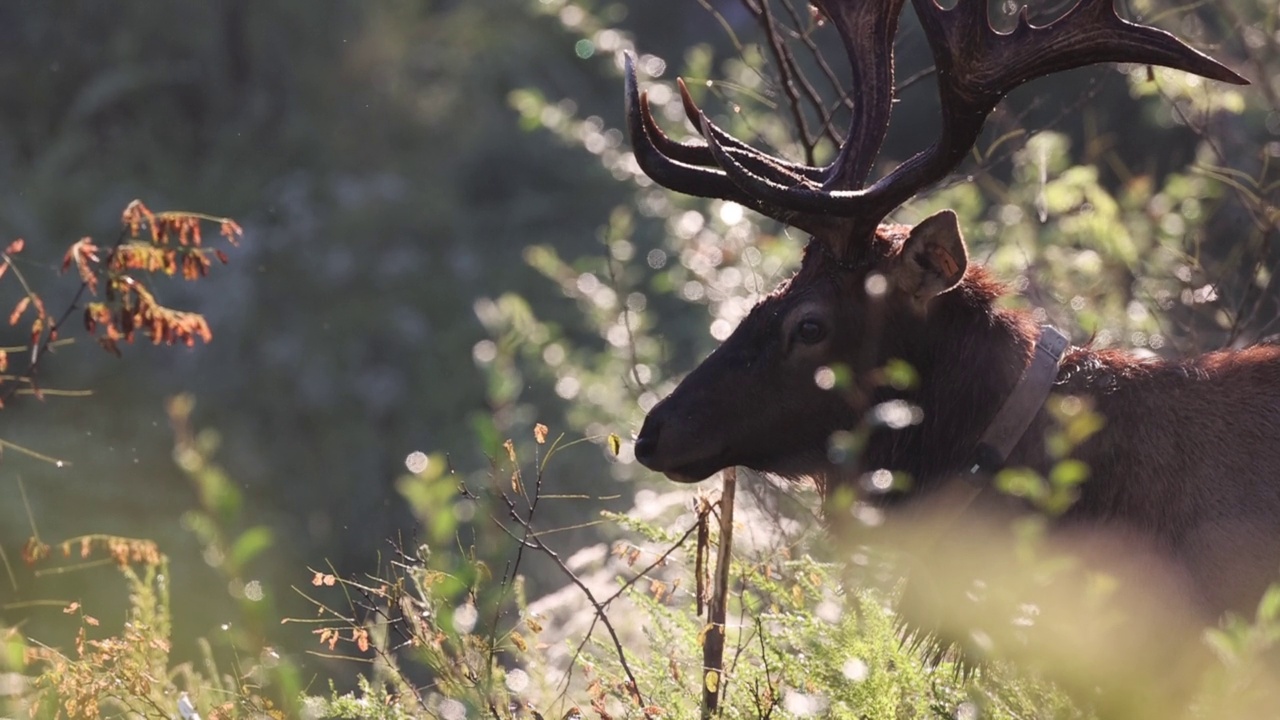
[824, 265, 1041, 496]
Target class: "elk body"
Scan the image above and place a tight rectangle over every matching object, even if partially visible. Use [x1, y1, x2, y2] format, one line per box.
[625, 0, 1274, 623]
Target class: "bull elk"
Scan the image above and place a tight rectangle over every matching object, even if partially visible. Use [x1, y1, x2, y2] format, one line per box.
[626, 0, 1277, 624]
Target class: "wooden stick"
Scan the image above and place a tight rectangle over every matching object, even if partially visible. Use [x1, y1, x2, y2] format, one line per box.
[702, 466, 737, 717]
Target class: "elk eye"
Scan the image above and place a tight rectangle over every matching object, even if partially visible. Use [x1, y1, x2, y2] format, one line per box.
[796, 319, 827, 345]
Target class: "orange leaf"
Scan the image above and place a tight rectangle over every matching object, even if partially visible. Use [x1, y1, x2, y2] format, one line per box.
[9, 296, 30, 326]
[21, 538, 49, 564]
[64, 237, 101, 294]
[220, 219, 243, 243]
[4, 238, 23, 255]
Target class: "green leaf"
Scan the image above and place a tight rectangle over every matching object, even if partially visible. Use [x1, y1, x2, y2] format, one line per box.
[882, 358, 918, 390]
[228, 526, 273, 571]
[607, 433, 621, 457]
[1049, 459, 1090, 488]
[1257, 585, 1280, 624]
[2, 632, 25, 670]
[995, 468, 1046, 502]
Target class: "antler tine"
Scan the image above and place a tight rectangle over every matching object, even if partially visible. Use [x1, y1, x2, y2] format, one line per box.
[670, 79, 828, 184]
[917, 0, 1247, 103]
[812, 0, 910, 191]
[625, 53, 840, 236]
[629, 1, 1243, 258]
[854, 0, 1248, 212]
[696, 0, 1245, 241]
[692, 104, 858, 220]
[625, 0, 909, 243]
[625, 54, 756, 205]
[673, 0, 909, 200]
[631, 74, 828, 183]
[619, 0, 909, 261]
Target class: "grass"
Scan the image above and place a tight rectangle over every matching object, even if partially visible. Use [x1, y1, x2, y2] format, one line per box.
[5, 426, 1280, 719]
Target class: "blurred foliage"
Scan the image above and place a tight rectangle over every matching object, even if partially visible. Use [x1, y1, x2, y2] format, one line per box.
[10, 430, 1279, 718]
[7, 544, 289, 719]
[0, 0, 1278, 715]
[1, 395, 302, 718]
[167, 393, 304, 708]
[0, 0, 683, 664]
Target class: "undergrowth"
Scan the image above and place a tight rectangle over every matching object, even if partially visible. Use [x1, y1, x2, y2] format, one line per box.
[7, 423, 1280, 720]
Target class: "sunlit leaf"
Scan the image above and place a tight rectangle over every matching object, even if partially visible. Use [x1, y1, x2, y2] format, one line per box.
[703, 669, 719, 694]
[1, 631, 25, 671]
[1049, 459, 1089, 488]
[881, 358, 918, 390]
[1257, 585, 1280, 623]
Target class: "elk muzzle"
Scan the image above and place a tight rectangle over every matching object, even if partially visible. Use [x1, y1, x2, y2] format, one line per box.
[633, 395, 730, 483]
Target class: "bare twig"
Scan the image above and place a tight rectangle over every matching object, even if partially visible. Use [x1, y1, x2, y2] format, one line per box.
[605, 241, 650, 396]
[742, 0, 820, 162]
[776, 0, 849, 112]
[0, 226, 127, 406]
[491, 493, 648, 709]
[702, 466, 737, 717]
[558, 518, 703, 703]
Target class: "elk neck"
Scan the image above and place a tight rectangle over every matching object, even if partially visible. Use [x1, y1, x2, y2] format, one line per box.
[841, 266, 1046, 497]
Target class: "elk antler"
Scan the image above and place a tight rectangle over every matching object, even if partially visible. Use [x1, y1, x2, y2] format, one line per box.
[625, 57, 843, 237]
[625, 0, 906, 236]
[627, 0, 1246, 259]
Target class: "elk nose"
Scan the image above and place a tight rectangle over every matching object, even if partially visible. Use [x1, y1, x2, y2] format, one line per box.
[634, 422, 660, 468]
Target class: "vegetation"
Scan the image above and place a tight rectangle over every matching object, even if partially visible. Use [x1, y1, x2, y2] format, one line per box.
[2, 0, 1279, 717]
[6, 428, 1280, 718]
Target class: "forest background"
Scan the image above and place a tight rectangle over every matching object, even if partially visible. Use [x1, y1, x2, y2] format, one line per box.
[0, 0, 1278, 717]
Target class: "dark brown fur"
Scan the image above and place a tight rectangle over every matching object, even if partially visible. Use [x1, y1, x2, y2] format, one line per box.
[625, 8, 1256, 708]
[636, 230, 1280, 619]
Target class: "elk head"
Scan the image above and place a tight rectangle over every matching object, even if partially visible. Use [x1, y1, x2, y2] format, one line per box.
[629, 0, 1243, 488]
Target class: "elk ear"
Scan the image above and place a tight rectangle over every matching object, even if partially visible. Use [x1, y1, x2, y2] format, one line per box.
[896, 210, 968, 303]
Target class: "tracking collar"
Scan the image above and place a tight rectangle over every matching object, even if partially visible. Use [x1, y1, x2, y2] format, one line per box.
[967, 325, 1071, 477]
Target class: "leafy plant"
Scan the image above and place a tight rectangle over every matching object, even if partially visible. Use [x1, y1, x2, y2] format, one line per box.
[0, 199, 241, 466]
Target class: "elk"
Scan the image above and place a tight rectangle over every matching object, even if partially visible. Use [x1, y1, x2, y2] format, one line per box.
[627, 0, 1276, 625]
